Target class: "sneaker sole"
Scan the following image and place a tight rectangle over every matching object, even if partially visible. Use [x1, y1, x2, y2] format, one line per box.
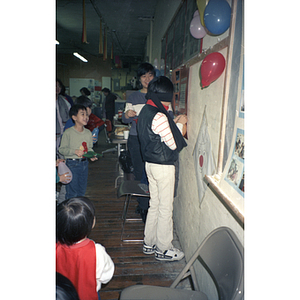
[143, 249, 156, 255]
[155, 252, 185, 261]
[143, 245, 156, 255]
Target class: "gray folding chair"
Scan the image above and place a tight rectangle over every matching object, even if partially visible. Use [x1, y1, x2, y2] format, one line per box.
[120, 226, 244, 300]
[117, 180, 150, 242]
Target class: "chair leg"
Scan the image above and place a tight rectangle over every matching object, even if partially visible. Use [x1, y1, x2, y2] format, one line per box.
[121, 195, 131, 241]
[115, 175, 124, 188]
[121, 195, 130, 221]
[121, 194, 143, 243]
[189, 265, 200, 291]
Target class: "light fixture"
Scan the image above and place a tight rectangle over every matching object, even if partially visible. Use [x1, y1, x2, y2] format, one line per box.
[56, 40, 60, 45]
[73, 52, 88, 63]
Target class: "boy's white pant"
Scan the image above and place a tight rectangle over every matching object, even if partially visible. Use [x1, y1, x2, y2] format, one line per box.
[144, 162, 175, 252]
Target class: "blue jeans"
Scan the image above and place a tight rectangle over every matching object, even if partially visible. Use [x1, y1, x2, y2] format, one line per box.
[65, 159, 89, 200]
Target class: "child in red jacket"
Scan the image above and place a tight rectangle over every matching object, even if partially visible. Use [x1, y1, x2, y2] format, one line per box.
[56, 197, 114, 300]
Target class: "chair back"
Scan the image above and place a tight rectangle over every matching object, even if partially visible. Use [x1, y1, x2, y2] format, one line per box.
[199, 227, 244, 300]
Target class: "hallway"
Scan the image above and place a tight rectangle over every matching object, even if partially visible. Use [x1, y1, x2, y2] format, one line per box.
[84, 130, 189, 299]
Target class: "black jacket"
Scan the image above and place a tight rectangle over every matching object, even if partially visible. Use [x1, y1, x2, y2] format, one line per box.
[137, 104, 178, 165]
[105, 92, 117, 114]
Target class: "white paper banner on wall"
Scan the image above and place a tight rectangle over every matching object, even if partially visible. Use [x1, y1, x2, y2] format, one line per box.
[193, 107, 216, 205]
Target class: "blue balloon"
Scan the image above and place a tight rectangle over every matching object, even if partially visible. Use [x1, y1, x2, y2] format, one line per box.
[204, 0, 231, 35]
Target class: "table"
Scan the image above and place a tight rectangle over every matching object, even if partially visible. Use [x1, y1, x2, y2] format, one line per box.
[111, 134, 128, 187]
[113, 117, 129, 128]
[111, 134, 128, 158]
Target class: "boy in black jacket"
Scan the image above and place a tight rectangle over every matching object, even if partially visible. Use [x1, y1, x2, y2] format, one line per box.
[137, 76, 187, 261]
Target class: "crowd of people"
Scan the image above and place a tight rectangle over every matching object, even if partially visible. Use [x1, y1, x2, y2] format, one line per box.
[55, 63, 188, 299]
[56, 80, 114, 300]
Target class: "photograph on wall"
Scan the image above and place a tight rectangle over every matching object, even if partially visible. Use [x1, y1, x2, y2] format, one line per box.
[234, 131, 244, 159]
[224, 128, 244, 197]
[179, 82, 186, 110]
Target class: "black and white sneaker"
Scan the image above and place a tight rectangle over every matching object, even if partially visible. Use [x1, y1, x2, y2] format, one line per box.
[143, 243, 156, 255]
[155, 247, 185, 261]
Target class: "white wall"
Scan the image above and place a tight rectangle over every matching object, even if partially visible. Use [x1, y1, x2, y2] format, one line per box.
[174, 51, 244, 297]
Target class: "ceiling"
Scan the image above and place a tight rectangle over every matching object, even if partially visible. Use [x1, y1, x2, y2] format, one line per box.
[56, 0, 160, 67]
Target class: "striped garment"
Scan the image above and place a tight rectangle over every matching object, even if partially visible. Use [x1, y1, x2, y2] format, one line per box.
[152, 113, 183, 150]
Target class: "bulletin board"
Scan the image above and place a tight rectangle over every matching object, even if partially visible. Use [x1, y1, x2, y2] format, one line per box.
[171, 65, 189, 139]
[161, 0, 202, 76]
[218, 63, 244, 216]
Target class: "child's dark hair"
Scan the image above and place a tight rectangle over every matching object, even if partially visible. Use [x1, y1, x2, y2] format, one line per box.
[56, 272, 80, 300]
[148, 76, 174, 94]
[80, 87, 91, 96]
[137, 62, 155, 79]
[75, 95, 92, 109]
[56, 197, 95, 246]
[69, 104, 87, 122]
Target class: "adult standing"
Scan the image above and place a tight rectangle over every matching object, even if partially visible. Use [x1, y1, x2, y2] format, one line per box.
[56, 79, 71, 157]
[122, 63, 155, 181]
[102, 88, 117, 131]
[80, 87, 91, 98]
[58, 79, 74, 106]
[56, 79, 71, 203]
[121, 63, 155, 221]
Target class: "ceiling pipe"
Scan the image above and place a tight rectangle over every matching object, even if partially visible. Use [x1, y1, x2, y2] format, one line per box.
[138, 17, 154, 63]
[112, 30, 125, 54]
[149, 19, 153, 63]
[89, 0, 103, 21]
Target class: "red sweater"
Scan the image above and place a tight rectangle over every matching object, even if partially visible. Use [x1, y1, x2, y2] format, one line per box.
[56, 239, 98, 300]
[85, 113, 105, 132]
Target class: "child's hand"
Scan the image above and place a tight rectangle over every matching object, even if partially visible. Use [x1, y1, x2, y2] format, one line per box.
[75, 149, 85, 157]
[56, 159, 65, 166]
[90, 157, 98, 162]
[59, 172, 72, 184]
[175, 114, 188, 125]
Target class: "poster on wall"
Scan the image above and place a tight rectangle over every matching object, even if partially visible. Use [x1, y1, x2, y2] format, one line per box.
[221, 63, 245, 198]
[219, 77, 245, 215]
[193, 107, 216, 206]
[69, 78, 95, 101]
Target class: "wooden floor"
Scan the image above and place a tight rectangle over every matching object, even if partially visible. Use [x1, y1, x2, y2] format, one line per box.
[84, 131, 189, 300]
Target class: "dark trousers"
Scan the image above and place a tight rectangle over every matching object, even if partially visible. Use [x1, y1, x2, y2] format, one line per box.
[127, 135, 149, 220]
[127, 135, 144, 181]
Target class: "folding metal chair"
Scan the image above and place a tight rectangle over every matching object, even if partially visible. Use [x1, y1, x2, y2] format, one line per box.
[120, 226, 244, 300]
[117, 180, 150, 242]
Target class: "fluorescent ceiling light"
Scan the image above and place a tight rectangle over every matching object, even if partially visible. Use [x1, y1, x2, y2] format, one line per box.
[73, 52, 88, 63]
[56, 40, 60, 45]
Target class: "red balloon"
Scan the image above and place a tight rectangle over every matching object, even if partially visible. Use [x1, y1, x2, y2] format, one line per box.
[200, 52, 226, 88]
